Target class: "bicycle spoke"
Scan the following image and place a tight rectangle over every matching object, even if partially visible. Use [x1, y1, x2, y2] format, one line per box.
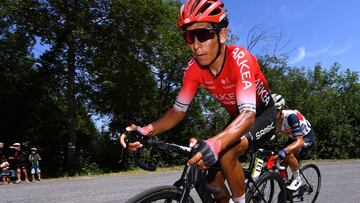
[247, 173, 287, 203]
[295, 164, 321, 203]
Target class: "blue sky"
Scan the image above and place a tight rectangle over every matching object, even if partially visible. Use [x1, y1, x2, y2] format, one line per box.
[33, 1, 360, 73]
[224, 0, 360, 72]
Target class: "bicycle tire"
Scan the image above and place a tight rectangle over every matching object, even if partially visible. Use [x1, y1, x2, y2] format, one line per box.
[246, 172, 287, 203]
[297, 164, 321, 203]
[126, 185, 195, 203]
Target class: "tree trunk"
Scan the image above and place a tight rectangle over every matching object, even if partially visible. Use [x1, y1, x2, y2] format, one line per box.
[66, 34, 77, 176]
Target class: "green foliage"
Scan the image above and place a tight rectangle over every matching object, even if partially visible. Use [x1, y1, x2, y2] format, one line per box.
[259, 56, 360, 159]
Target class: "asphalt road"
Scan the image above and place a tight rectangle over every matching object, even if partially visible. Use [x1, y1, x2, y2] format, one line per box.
[0, 160, 359, 203]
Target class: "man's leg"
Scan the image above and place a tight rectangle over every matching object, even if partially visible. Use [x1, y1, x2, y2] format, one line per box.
[286, 153, 299, 172]
[16, 168, 21, 183]
[219, 136, 249, 202]
[5, 176, 9, 184]
[286, 152, 302, 190]
[37, 168, 41, 181]
[22, 168, 29, 182]
[31, 167, 35, 181]
[207, 169, 230, 203]
[221, 105, 276, 201]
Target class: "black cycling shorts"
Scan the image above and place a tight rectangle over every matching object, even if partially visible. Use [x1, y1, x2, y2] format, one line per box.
[244, 104, 277, 150]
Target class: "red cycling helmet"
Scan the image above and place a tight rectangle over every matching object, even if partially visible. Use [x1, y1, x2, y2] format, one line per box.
[177, 0, 228, 29]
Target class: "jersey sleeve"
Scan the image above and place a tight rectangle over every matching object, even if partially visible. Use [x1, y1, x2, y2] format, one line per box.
[173, 62, 199, 112]
[287, 114, 304, 137]
[232, 48, 257, 113]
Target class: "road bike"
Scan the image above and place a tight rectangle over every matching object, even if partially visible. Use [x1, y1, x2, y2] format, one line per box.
[254, 148, 321, 203]
[124, 133, 287, 203]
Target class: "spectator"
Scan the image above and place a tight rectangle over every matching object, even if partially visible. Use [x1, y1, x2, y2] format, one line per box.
[9, 143, 29, 183]
[0, 155, 10, 184]
[29, 148, 41, 181]
[2, 143, 16, 182]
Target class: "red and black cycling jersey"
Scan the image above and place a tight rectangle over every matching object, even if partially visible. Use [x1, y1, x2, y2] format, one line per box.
[174, 45, 273, 117]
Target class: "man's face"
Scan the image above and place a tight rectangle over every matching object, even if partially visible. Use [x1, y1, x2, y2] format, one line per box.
[185, 22, 220, 66]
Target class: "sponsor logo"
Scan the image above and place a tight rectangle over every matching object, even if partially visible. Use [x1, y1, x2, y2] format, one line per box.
[231, 48, 252, 90]
[221, 78, 230, 84]
[212, 93, 236, 101]
[203, 80, 215, 90]
[223, 84, 236, 89]
[255, 122, 275, 140]
[222, 101, 237, 105]
[255, 79, 270, 105]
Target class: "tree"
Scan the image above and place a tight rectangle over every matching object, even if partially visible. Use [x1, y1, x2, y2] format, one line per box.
[1, 0, 102, 175]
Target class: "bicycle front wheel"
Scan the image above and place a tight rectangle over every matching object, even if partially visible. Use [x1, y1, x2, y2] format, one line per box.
[126, 185, 195, 203]
[298, 164, 321, 203]
[246, 172, 287, 203]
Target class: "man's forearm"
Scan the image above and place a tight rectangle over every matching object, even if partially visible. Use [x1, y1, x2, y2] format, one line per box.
[151, 107, 186, 135]
[213, 110, 255, 151]
[285, 136, 304, 153]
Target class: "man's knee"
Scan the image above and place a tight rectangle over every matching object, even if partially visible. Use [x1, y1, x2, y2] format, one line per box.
[286, 152, 296, 161]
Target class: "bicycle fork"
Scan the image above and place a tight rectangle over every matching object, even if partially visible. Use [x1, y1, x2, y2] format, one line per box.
[173, 165, 194, 203]
[175, 165, 215, 203]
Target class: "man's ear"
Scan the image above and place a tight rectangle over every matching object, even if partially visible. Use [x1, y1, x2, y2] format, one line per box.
[219, 28, 228, 44]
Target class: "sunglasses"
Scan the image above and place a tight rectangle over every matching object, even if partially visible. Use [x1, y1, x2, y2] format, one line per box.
[183, 27, 220, 44]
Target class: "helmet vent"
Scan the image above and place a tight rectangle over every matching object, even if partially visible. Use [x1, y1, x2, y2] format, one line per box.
[191, 1, 201, 15]
[210, 8, 221, 16]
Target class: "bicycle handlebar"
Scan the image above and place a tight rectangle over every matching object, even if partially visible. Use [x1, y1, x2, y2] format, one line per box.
[124, 132, 195, 171]
[146, 139, 193, 156]
[125, 133, 222, 194]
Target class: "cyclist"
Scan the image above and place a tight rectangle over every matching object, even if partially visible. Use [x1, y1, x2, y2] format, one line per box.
[272, 94, 316, 191]
[120, 1, 276, 202]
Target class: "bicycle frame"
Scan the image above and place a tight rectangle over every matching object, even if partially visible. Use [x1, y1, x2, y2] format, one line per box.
[126, 136, 286, 203]
[174, 165, 213, 203]
[170, 160, 271, 203]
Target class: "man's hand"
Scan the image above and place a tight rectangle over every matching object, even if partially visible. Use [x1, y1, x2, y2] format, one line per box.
[119, 123, 154, 151]
[187, 138, 220, 169]
[119, 124, 144, 151]
[187, 138, 206, 169]
[277, 148, 287, 160]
